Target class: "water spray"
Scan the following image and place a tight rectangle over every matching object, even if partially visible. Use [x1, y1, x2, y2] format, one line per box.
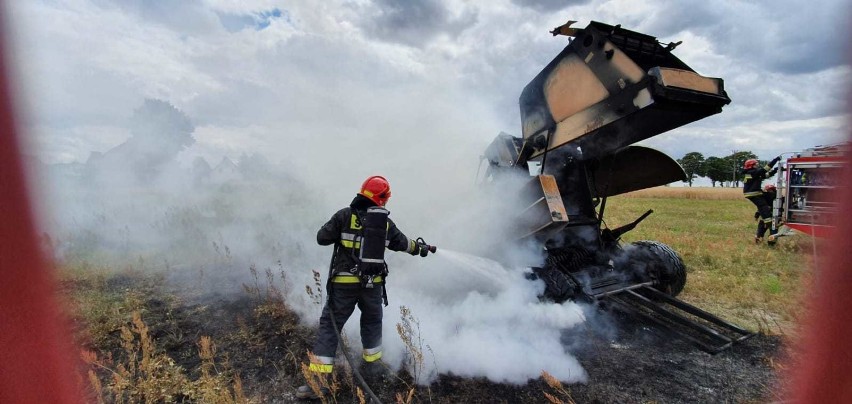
[429, 248, 520, 282]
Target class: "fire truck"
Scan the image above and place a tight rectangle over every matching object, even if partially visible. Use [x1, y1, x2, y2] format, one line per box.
[771, 143, 849, 239]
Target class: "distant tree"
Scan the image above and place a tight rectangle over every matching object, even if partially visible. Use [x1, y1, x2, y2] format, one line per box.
[724, 151, 757, 187]
[128, 99, 195, 150]
[86, 99, 195, 184]
[703, 156, 729, 187]
[677, 152, 705, 187]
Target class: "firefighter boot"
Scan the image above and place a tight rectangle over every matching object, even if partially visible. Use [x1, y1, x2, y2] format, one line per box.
[296, 385, 330, 400]
[767, 234, 778, 246]
[296, 373, 331, 400]
[754, 236, 763, 244]
[361, 360, 392, 386]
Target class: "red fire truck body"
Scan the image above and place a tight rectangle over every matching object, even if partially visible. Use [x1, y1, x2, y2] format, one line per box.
[774, 143, 848, 238]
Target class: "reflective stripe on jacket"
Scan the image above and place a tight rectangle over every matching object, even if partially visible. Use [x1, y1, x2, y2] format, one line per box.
[742, 165, 776, 197]
[317, 196, 416, 275]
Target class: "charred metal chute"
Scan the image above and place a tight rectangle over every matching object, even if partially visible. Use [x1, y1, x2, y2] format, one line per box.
[588, 146, 687, 198]
[484, 20, 750, 353]
[516, 21, 730, 166]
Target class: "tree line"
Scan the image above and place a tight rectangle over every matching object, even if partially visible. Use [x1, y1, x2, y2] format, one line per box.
[676, 151, 765, 187]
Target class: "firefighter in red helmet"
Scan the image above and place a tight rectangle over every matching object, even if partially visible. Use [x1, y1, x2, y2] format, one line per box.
[742, 157, 780, 243]
[297, 176, 433, 400]
[359, 175, 392, 206]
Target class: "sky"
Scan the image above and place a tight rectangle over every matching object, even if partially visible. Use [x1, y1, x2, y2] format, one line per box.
[4, 0, 851, 172]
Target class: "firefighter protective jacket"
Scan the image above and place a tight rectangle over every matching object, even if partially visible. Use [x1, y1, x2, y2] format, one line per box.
[761, 190, 776, 206]
[317, 195, 418, 278]
[742, 157, 780, 197]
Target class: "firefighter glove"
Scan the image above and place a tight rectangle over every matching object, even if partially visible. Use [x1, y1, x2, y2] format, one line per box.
[416, 242, 430, 257]
[770, 155, 781, 167]
[408, 239, 427, 257]
[413, 237, 433, 257]
[754, 211, 760, 220]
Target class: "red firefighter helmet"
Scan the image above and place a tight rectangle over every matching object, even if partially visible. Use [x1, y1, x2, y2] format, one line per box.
[764, 184, 777, 193]
[743, 159, 759, 170]
[359, 175, 391, 206]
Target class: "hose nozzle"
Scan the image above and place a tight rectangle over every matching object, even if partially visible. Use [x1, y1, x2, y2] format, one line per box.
[415, 237, 437, 256]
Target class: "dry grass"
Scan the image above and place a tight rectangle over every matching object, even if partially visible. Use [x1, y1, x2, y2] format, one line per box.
[541, 370, 576, 404]
[622, 186, 744, 200]
[396, 306, 426, 384]
[66, 260, 313, 404]
[393, 305, 433, 402]
[605, 190, 813, 332]
[81, 311, 248, 403]
[60, 263, 150, 350]
[394, 387, 417, 404]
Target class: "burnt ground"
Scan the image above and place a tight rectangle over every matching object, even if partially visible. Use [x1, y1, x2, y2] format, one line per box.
[394, 311, 782, 404]
[562, 312, 782, 404]
[78, 274, 784, 403]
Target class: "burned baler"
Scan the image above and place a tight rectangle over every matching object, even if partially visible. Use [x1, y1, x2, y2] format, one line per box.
[484, 21, 751, 353]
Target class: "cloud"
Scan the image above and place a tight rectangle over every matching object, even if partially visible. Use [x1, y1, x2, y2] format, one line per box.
[641, 115, 849, 160]
[107, 0, 222, 36]
[348, 0, 479, 47]
[634, 0, 850, 75]
[6, 0, 851, 170]
[511, 0, 586, 13]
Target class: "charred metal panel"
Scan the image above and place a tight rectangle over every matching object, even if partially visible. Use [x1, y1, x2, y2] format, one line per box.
[649, 67, 721, 94]
[517, 175, 569, 239]
[543, 54, 610, 125]
[518, 21, 731, 163]
[588, 146, 687, 198]
[484, 132, 522, 168]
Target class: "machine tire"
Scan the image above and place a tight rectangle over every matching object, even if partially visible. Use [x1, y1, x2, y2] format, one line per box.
[630, 240, 686, 297]
[528, 266, 580, 303]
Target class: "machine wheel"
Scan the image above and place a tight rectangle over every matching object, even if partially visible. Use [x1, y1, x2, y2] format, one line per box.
[630, 240, 687, 297]
[527, 266, 580, 303]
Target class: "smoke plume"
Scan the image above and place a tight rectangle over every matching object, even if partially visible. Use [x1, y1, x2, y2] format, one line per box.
[38, 94, 588, 385]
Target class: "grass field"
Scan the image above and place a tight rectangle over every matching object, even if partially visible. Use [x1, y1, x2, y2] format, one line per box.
[608, 186, 815, 332]
[61, 185, 813, 402]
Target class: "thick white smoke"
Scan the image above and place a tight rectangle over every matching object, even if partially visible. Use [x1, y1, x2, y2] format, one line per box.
[379, 249, 588, 383]
[36, 96, 589, 385]
[279, 154, 590, 384]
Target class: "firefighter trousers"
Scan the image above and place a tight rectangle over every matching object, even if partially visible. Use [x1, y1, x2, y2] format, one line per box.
[310, 282, 384, 372]
[747, 195, 775, 238]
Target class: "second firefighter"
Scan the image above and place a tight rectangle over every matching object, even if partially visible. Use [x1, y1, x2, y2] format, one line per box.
[742, 157, 780, 244]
